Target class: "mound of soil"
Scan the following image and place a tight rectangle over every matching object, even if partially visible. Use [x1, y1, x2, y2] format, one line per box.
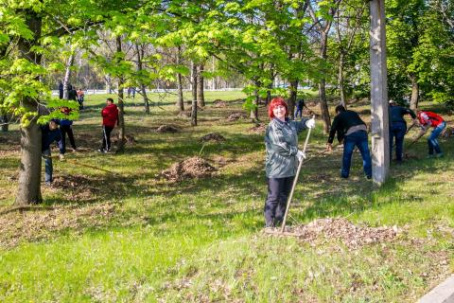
[159, 157, 216, 181]
[212, 99, 228, 108]
[268, 218, 399, 249]
[226, 112, 248, 122]
[200, 133, 226, 142]
[248, 123, 266, 134]
[157, 125, 179, 133]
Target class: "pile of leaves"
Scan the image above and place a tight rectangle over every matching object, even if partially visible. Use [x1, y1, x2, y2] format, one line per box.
[270, 218, 400, 249]
[212, 99, 228, 108]
[159, 157, 216, 181]
[200, 133, 226, 142]
[248, 123, 267, 134]
[157, 125, 179, 133]
[52, 175, 100, 201]
[226, 112, 247, 122]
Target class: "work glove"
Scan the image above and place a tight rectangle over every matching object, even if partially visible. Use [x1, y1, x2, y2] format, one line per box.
[326, 143, 333, 152]
[296, 150, 306, 162]
[305, 117, 316, 129]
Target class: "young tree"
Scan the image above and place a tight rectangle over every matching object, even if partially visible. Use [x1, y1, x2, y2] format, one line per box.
[308, 0, 342, 133]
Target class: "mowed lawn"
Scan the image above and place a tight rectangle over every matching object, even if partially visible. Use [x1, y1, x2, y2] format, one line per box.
[0, 91, 453, 302]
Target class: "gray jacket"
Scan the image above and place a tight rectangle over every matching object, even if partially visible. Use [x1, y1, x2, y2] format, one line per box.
[265, 118, 308, 178]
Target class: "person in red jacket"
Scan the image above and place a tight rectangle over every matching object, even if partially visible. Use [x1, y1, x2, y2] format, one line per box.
[99, 98, 119, 153]
[416, 110, 446, 158]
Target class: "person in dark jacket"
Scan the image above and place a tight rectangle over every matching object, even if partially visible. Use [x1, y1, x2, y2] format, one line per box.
[99, 98, 119, 153]
[264, 97, 315, 228]
[59, 107, 77, 153]
[76, 89, 85, 109]
[294, 98, 309, 119]
[58, 81, 64, 99]
[68, 85, 77, 101]
[389, 100, 417, 163]
[42, 120, 64, 185]
[327, 105, 372, 179]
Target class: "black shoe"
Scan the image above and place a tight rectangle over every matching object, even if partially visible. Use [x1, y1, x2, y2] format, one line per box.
[366, 175, 372, 180]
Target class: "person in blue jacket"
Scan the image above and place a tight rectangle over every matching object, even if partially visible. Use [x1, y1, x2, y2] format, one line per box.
[42, 120, 65, 185]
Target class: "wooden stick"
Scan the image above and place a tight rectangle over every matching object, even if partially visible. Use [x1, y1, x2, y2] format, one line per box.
[280, 117, 314, 233]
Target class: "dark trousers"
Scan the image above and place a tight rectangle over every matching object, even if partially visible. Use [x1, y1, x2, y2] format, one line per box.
[390, 122, 407, 162]
[42, 149, 53, 183]
[342, 131, 372, 178]
[102, 125, 114, 151]
[77, 98, 84, 110]
[294, 107, 303, 119]
[60, 125, 76, 152]
[264, 176, 294, 227]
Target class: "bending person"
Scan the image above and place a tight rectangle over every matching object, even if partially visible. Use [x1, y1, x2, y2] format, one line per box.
[42, 120, 65, 186]
[326, 105, 372, 179]
[264, 97, 315, 228]
[416, 110, 446, 158]
[389, 100, 417, 163]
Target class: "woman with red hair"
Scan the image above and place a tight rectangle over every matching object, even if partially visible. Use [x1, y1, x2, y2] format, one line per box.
[264, 97, 315, 228]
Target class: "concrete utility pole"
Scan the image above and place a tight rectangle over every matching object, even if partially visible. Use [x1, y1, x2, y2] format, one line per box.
[369, 0, 390, 185]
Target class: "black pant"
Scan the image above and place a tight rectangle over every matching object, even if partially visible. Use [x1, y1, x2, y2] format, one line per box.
[60, 125, 76, 153]
[102, 125, 114, 151]
[264, 176, 294, 227]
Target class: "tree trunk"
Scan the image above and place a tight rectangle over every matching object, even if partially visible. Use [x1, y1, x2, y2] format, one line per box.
[176, 46, 184, 111]
[1, 114, 8, 132]
[197, 64, 205, 107]
[135, 44, 150, 114]
[105, 74, 113, 94]
[191, 61, 198, 126]
[410, 74, 419, 110]
[63, 52, 75, 99]
[250, 80, 260, 122]
[177, 73, 184, 111]
[319, 32, 331, 133]
[287, 80, 298, 118]
[116, 36, 126, 153]
[15, 10, 43, 205]
[338, 52, 346, 107]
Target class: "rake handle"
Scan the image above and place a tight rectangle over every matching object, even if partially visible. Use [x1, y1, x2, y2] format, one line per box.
[280, 117, 314, 233]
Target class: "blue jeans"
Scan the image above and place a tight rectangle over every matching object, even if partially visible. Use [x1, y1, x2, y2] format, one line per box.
[342, 131, 372, 178]
[42, 149, 53, 183]
[390, 122, 407, 162]
[294, 107, 303, 119]
[428, 122, 446, 155]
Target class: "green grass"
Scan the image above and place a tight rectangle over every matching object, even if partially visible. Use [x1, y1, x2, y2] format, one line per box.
[0, 91, 453, 302]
